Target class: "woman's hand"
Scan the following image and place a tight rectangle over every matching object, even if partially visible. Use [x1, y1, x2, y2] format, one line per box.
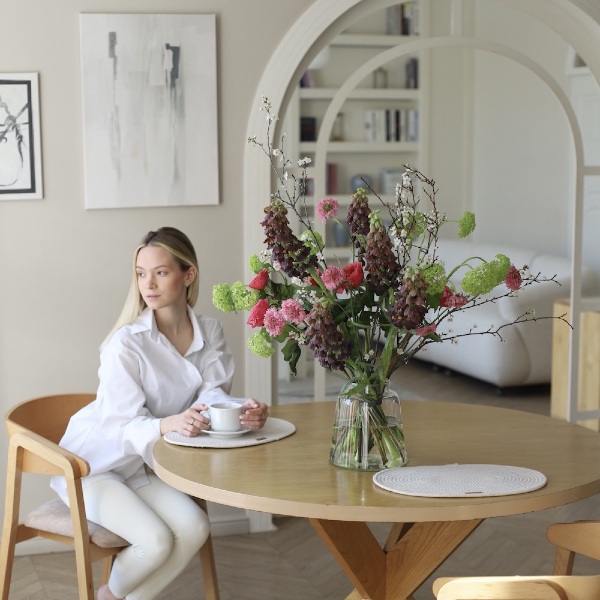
[160, 404, 209, 437]
[240, 398, 269, 430]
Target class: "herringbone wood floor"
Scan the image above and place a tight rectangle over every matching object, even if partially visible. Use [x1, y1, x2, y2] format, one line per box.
[8, 360, 600, 599]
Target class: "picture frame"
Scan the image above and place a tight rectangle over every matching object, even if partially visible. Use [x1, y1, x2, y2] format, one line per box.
[80, 13, 219, 209]
[0, 72, 43, 200]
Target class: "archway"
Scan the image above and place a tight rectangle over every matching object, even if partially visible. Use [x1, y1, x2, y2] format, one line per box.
[243, 0, 600, 423]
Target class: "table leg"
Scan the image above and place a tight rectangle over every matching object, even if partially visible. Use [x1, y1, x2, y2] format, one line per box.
[310, 518, 482, 600]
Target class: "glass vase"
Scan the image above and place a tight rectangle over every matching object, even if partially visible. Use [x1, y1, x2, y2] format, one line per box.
[329, 380, 408, 471]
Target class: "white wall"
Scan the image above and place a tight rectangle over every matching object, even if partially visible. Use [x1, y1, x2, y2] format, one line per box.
[426, 1, 572, 255]
[0, 0, 312, 550]
[471, 2, 572, 253]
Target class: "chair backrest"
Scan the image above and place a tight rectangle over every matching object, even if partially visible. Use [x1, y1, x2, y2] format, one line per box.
[5, 393, 96, 476]
[547, 520, 600, 566]
[435, 575, 600, 600]
[6, 393, 95, 443]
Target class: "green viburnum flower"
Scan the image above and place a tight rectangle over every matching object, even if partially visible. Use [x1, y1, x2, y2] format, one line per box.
[247, 329, 275, 358]
[418, 263, 447, 295]
[458, 211, 476, 238]
[248, 254, 265, 274]
[300, 229, 324, 255]
[461, 254, 510, 296]
[230, 281, 260, 311]
[212, 284, 236, 313]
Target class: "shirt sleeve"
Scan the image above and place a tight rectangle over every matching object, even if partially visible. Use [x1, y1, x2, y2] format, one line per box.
[96, 337, 162, 467]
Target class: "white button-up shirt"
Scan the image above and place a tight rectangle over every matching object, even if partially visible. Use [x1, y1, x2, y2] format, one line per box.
[51, 306, 239, 497]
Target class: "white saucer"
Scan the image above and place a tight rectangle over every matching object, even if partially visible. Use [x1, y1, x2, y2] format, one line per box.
[201, 428, 251, 439]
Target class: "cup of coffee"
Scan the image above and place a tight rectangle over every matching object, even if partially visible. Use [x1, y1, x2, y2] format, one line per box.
[209, 402, 242, 432]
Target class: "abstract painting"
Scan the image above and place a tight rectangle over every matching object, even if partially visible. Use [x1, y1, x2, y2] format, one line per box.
[80, 14, 219, 209]
[0, 73, 43, 200]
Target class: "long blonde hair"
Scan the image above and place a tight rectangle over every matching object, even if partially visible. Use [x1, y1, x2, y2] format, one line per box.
[101, 227, 199, 349]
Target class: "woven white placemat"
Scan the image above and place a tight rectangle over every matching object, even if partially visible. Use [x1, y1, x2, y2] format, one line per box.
[373, 464, 547, 497]
[163, 417, 296, 449]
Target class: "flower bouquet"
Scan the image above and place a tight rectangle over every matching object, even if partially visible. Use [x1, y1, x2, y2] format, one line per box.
[213, 96, 565, 470]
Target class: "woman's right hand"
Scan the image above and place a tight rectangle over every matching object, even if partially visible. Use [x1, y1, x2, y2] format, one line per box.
[160, 404, 209, 437]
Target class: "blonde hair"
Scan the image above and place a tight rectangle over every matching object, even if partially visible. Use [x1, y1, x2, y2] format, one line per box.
[101, 227, 199, 349]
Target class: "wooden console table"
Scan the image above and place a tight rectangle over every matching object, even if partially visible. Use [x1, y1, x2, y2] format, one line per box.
[551, 297, 600, 430]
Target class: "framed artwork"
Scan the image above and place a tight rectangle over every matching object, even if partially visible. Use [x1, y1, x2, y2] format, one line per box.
[80, 14, 219, 209]
[0, 73, 43, 200]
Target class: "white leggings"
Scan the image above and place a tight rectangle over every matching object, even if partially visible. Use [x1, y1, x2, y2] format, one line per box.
[64, 473, 210, 600]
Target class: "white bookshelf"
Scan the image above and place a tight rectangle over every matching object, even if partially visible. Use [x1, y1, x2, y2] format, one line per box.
[278, 2, 430, 397]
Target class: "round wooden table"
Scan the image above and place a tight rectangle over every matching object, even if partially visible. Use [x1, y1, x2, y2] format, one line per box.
[153, 401, 600, 599]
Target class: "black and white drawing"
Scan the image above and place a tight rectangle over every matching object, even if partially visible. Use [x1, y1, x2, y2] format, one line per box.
[0, 73, 43, 200]
[80, 14, 219, 209]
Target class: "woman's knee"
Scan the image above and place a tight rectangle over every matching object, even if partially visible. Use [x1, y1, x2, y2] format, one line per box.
[133, 523, 174, 566]
[176, 501, 211, 551]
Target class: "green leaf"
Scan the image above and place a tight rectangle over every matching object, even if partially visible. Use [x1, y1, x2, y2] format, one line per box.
[378, 324, 399, 381]
[281, 338, 301, 376]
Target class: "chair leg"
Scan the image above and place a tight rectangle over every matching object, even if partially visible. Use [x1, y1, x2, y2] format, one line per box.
[190, 497, 220, 600]
[199, 534, 220, 600]
[553, 547, 575, 575]
[0, 524, 16, 600]
[73, 543, 96, 600]
[100, 555, 116, 586]
[1, 444, 24, 600]
[66, 481, 95, 600]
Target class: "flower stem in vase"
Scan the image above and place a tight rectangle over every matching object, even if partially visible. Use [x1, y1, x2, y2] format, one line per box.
[329, 381, 408, 471]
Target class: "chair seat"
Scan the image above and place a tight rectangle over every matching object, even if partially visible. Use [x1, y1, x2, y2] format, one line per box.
[25, 498, 129, 549]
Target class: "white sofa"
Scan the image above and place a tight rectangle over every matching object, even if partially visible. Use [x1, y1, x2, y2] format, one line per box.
[415, 240, 600, 389]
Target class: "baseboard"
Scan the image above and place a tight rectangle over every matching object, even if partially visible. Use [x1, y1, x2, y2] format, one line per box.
[14, 507, 272, 557]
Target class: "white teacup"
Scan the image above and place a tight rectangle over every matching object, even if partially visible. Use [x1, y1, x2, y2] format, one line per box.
[209, 401, 242, 432]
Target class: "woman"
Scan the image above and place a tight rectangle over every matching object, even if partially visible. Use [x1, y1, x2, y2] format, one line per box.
[51, 227, 269, 600]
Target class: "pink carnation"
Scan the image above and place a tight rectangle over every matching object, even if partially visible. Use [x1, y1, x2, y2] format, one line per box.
[445, 293, 469, 308]
[316, 197, 340, 222]
[505, 264, 522, 291]
[416, 323, 437, 337]
[248, 268, 269, 290]
[321, 265, 345, 291]
[439, 286, 469, 309]
[263, 307, 286, 336]
[280, 298, 307, 324]
[247, 298, 269, 328]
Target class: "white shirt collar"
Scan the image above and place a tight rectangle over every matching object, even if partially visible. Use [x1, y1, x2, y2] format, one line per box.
[130, 306, 205, 354]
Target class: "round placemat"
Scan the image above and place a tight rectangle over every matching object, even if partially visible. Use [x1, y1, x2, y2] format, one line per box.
[373, 464, 547, 497]
[163, 417, 296, 449]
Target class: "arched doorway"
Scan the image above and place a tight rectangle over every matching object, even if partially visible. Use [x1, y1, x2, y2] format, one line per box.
[243, 0, 600, 423]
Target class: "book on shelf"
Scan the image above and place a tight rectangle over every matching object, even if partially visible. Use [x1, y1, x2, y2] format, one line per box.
[302, 166, 338, 195]
[327, 163, 338, 194]
[304, 178, 314, 196]
[300, 116, 317, 142]
[405, 57, 419, 89]
[364, 108, 419, 142]
[300, 70, 315, 88]
[386, 2, 420, 36]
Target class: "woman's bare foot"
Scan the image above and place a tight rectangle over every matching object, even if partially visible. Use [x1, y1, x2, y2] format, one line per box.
[98, 584, 121, 600]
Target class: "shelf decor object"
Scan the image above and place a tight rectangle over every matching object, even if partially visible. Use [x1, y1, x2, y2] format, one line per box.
[213, 97, 567, 471]
[80, 13, 219, 209]
[0, 72, 43, 201]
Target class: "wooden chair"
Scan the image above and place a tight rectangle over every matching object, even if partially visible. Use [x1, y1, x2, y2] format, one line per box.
[433, 574, 600, 599]
[0, 393, 219, 600]
[547, 520, 600, 575]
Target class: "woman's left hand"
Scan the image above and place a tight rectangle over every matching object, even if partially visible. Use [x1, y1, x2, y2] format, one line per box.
[240, 398, 269, 430]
